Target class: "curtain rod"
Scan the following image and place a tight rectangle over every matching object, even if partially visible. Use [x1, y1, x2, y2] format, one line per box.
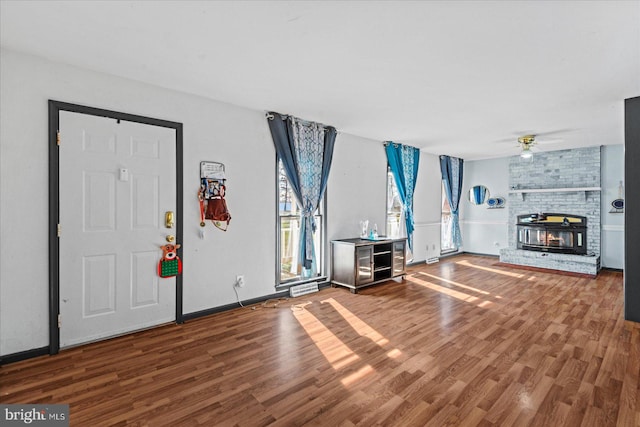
[265, 111, 338, 133]
[384, 141, 421, 150]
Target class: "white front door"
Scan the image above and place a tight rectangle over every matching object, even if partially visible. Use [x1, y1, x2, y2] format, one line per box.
[59, 111, 177, 348]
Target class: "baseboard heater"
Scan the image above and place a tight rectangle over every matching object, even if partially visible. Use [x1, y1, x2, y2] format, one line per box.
[426, 257, 440, 264]
[290, 281, 319, 298]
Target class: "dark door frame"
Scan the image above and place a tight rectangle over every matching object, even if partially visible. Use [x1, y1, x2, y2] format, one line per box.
[625, 96, 640, 322]
[48, 100, 184, 354]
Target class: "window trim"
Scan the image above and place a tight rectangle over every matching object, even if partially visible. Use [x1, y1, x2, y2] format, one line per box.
[386, 167, 403, 239]
[441, 181, 459, 254]
[275, 156, 327, 288]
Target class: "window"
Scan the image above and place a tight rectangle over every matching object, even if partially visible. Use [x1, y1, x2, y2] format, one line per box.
[277, 160, 325, 284]
[386, 169, 403, 238]
[441, 181, 457, 253]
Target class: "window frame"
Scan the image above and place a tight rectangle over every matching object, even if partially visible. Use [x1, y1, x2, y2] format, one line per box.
[386, 167, 403, 238]
[275, 156, 327, 288]
[441, 181, 458, 254]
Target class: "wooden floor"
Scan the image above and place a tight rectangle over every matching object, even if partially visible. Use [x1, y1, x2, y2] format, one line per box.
[1, 254, 638, 426]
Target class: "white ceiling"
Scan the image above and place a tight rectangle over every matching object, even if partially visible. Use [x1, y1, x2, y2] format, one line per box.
[1, 1, 639, 160]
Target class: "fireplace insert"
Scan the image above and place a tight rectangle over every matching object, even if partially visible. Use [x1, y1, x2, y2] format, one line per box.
[516, 213, 587, 255]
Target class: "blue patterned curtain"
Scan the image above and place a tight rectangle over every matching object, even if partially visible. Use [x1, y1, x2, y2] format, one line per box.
[440, 155, 464, 248]
[267, 112, 336, 275]
[385, 142, 420, 251]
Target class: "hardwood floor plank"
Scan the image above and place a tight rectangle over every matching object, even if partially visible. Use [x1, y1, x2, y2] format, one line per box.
[616, 325, 640, 425]
[1, 255, 636, 426]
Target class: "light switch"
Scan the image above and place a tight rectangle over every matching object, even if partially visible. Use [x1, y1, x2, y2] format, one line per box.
[119, 168, 129, 182]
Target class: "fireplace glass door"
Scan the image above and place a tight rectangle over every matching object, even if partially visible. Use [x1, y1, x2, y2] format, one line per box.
[523, 229, 546, 247]
[518, 226, 583, 253]
[547, 230, 573, 248]
[516, 213, 587, 255]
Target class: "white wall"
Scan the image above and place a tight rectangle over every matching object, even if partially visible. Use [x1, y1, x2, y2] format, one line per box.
[601, 144, 624, 269]
[327, 133, 387, 242]
[0, 49, 393, 356]
[460, 157, 510, 255]
[412, 153, 444, 262]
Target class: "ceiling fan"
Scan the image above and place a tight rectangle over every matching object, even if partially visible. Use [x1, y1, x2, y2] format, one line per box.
[498, 130, 570, 158]
[497, 129, 572, 159]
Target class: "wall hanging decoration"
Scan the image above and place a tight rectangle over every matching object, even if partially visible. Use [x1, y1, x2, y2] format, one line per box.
[158, 243, 182, 278]
[610, 180, 625, 213]
[487, 196, 505, 209]
[199, 161, 232, 232]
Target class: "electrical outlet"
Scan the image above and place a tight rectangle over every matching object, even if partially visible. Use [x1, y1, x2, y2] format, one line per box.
[236, 275, 245, 288]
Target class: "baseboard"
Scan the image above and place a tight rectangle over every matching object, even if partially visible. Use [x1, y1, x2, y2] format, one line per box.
[0, 346, 49, 366]
[412, 252, 501, 262]
[318, 280, 331, 290]
[183, 282, 330, 322]
[601, 267, 624, 273]
[462, 251, 500, 258]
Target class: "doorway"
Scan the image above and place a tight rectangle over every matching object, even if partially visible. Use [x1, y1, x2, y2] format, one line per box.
[49, 101, 183, 353]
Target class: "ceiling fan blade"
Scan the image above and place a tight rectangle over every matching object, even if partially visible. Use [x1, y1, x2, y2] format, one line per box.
[496, 128, 575, 145]
[535, 138, 564, 145]
[495, 137, 519, 144]
[535, 128, 576, 137]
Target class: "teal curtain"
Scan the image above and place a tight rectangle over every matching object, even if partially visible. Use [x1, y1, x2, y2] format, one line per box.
[440, 155, 464, 248]
[385, 142, 420, 251]
[267, 112, 336, 275]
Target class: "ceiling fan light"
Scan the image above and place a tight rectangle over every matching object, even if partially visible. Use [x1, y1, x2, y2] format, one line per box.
[520, 147, 533, 159]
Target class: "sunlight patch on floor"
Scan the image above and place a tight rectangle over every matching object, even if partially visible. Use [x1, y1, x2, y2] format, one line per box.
[341, 364, 375, 386]
[408, 275, 495, 308]
[456, 259, 525, 278]
[321, 298, 390, 347]
[292, 298, 404, 386]
[386, 348, 402, 359]
[291, 307, 361, 369]
[416, 271, 491, 295]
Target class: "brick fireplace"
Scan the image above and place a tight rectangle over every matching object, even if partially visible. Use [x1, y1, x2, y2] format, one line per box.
[500, 146, 601, 275]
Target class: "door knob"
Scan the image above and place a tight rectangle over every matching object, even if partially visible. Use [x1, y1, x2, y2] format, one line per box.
[166, 235, 175, 243]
